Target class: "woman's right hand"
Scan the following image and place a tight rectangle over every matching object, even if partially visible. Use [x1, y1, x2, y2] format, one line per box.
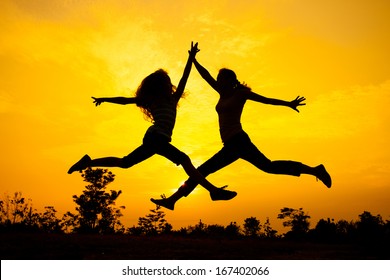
[289, 96, 306, 112]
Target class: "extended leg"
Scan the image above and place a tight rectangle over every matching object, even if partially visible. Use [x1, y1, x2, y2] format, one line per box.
[67, 144, 155, 174]
[241, 141, 331, 188]
[151, 145, 239, 210]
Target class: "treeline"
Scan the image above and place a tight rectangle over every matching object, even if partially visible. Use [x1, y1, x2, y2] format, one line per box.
[1, 168, 389, 244]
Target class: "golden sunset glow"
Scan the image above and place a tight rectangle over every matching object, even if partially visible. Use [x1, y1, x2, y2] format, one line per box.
[1, 0, 389, 232]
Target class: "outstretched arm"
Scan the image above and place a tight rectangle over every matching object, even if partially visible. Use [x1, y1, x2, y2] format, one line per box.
[247, 92, 306, 112]
[174, 42, 200, 102]
[92, 96, 137, 106]
[193, 58, 219, 92]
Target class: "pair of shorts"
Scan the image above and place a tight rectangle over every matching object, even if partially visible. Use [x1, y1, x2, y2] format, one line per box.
[121, 132, 188, 168]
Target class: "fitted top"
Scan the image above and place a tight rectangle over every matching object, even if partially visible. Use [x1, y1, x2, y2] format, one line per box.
[146, 98, 177, 141]
[216, 89, 249, 142]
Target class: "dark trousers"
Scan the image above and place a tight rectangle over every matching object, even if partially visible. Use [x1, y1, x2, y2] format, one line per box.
[180, 131, 303, 196]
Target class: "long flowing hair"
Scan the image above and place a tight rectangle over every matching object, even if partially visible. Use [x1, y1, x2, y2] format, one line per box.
[135, 69, 176, 121]
[218, 68, 251, 91]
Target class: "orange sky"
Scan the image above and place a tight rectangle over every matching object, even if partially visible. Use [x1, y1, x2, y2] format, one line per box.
[1, 0, 389, 232]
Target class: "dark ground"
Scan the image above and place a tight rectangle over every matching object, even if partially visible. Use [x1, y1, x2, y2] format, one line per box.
[1, 233, 388, 260]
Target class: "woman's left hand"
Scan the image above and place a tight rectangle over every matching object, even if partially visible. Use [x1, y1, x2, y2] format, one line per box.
[290, 96, 306, 112]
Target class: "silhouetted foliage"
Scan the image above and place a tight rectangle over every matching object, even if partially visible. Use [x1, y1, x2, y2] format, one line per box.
[2, 187, 390, 248]
[308, 212, 390, 244]
[278, 207, 310, 239]
[131, 205, 172, 236]
[0, 192, 35, 227]
[64, 168, 125, 234]
[356, 211, 385, 242]
[335, 219, 357, 241]
[225, 221, 241, 238]
[243, 216, 261, 237]
[205, 224, 226, 237]
[0, 192, 62, 233]
[38, 206, 63, 233]
[263, 217, 279, 239]
[187, 219, 207, 237]
[310, 218, 338, 242]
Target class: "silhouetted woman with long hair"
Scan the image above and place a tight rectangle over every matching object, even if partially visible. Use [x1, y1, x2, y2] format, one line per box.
[151, 53, 332, 210]
[68, 42, 236, 201]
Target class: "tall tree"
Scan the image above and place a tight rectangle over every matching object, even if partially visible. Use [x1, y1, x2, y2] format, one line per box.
[66, 168, 125, 234]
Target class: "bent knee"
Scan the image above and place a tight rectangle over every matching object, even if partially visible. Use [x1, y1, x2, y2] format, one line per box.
[254, 159, 273, 173]
[119, 157, 135, 168]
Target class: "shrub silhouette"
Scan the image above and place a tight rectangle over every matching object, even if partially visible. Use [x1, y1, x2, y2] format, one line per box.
[0, 192, 62, 233]
[127, 203, 172, 236]
[135, 205, 172, 235]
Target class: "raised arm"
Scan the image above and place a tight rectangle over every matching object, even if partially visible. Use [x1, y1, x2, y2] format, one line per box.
[193, 58, 219, 92]
[174, 42, 200, 102]
[92, 96, 137, 106]
[247, 92, 306, 112]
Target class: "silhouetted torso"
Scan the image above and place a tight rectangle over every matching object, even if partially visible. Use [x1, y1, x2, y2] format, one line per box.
[147, 98, 177, 141]
[216, 89, 248, 142]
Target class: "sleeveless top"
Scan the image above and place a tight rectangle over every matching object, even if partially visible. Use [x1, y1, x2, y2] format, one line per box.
[146, 98, 176, 141]
[216, 89, 248, 143]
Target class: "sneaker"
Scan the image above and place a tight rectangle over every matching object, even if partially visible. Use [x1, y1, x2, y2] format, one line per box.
[210, 186, 237, 201]
[316, 164, 332, 188]
[150, 198, 175, 211]
[67, 154, 91, 174]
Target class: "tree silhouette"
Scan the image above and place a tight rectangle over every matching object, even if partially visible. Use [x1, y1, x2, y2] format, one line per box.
[0, 192, 34, 226]
[263, 217, 278, 239]
[64, 168, 125, 234]
[188, 219, 207, 237]
[0, 192, 63, 233]
[278, 207, 310, 238]
[356, 211, 384, 241]
[206, 224, 226, 237]
[243, 216, 261, 237]
[225, 221, 241, 238]
[312, 218, 338, 242]
[334, 219, 356, 241]
[38, 206, 63, 233]
[136, 205, 172, 235]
